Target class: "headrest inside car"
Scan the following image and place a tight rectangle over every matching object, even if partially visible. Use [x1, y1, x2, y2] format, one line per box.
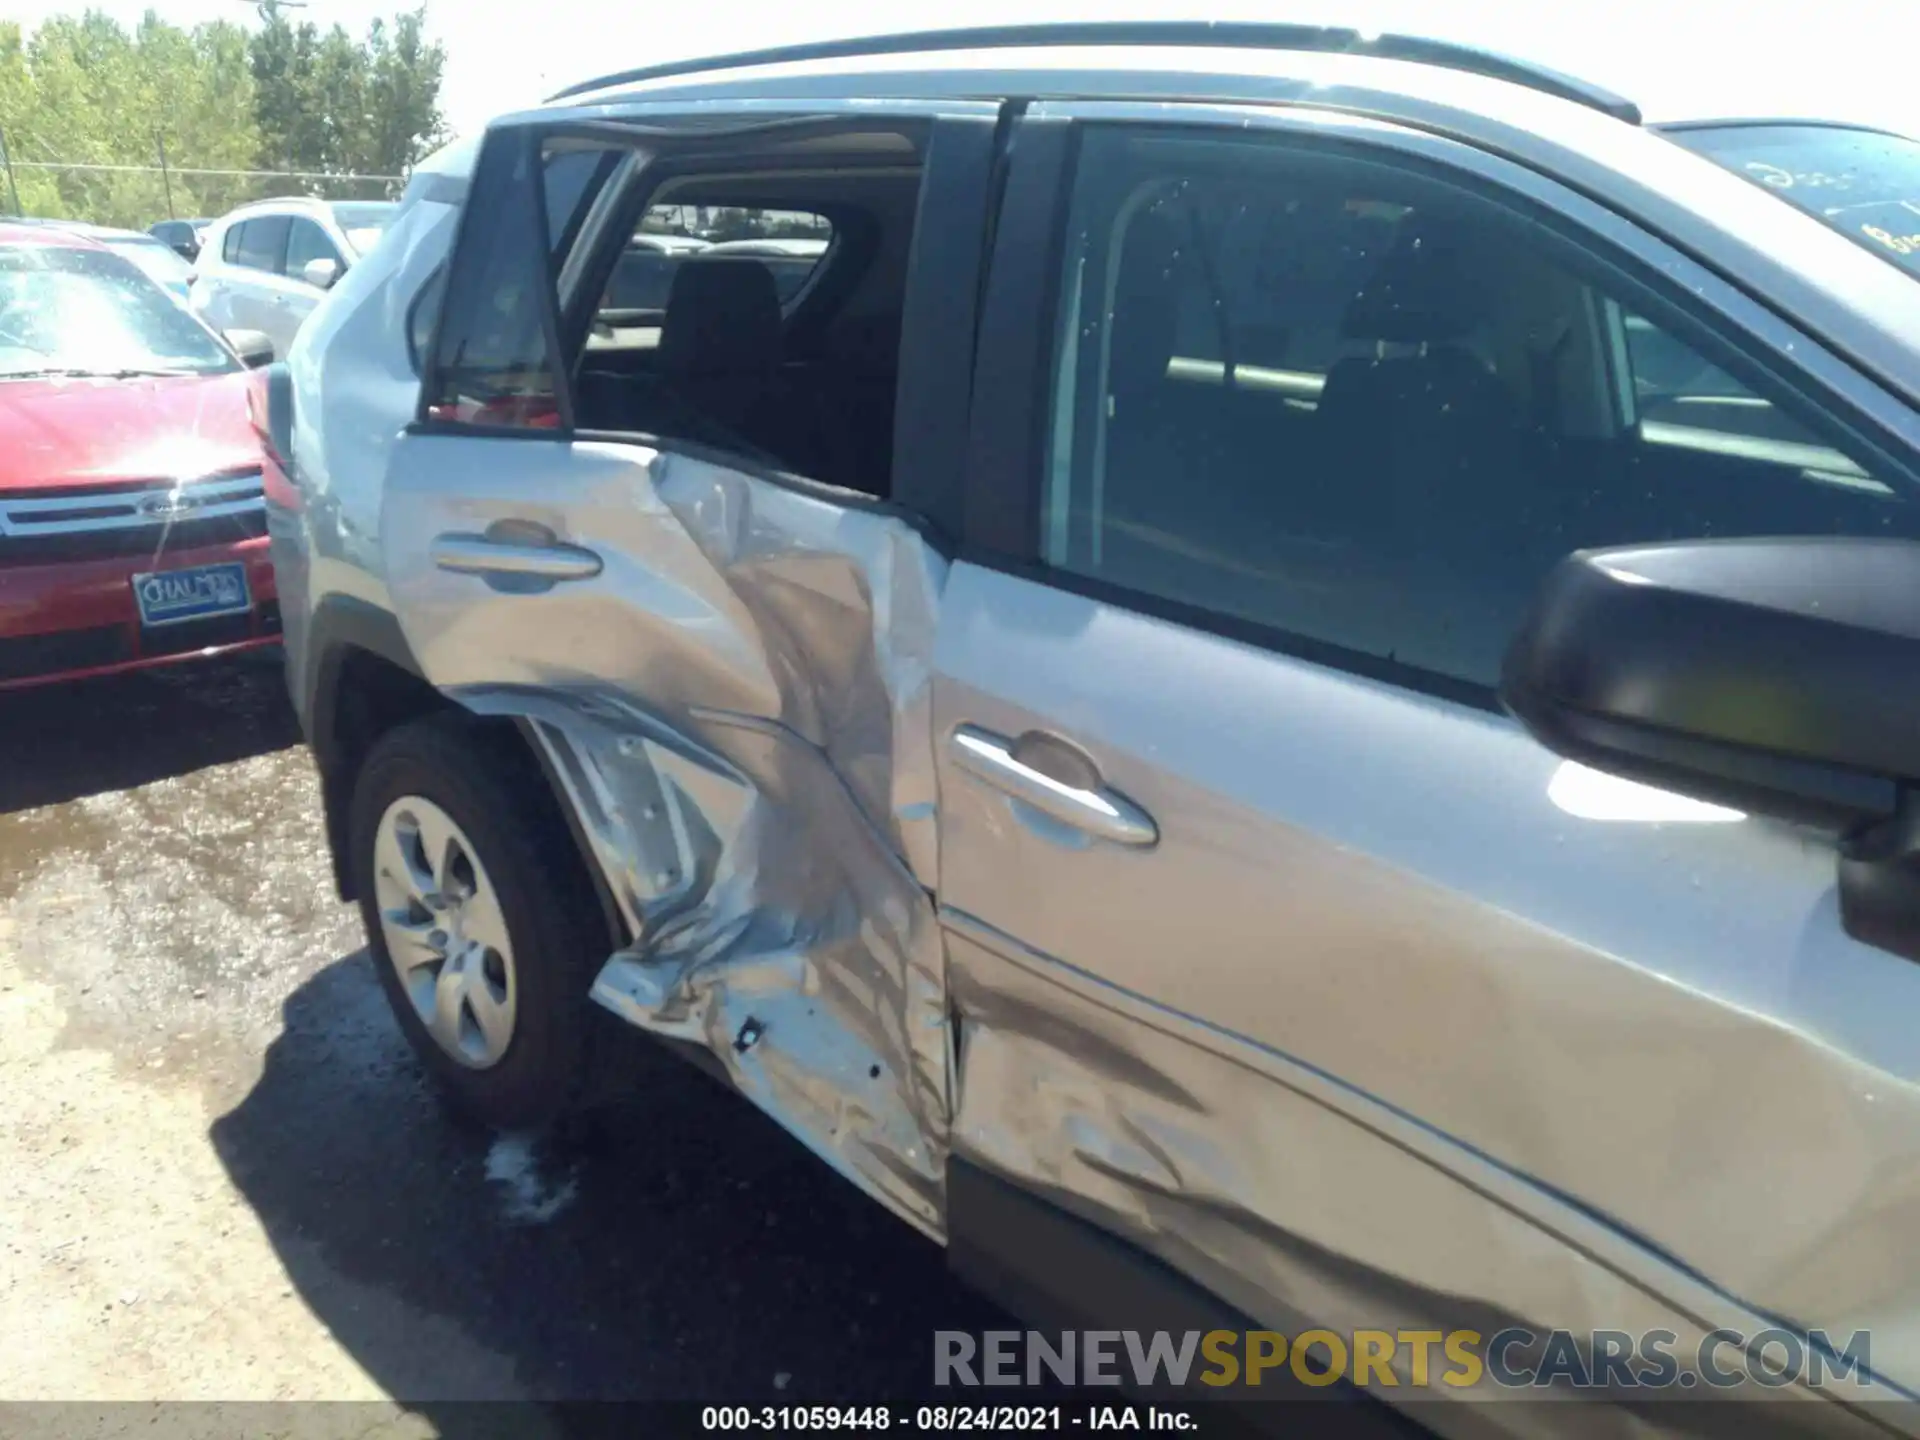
[658, 258, 783, 377]
[1340, 219, 1481, 346]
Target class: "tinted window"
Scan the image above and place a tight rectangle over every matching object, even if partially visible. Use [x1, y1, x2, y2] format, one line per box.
[222, 224, 243, 264]
[407, 264, 446, 375]
[1674, 124, 1920, 281]
[284, 218, 341, 278]
[235, 215, 290, 272]
[1045, 129, 1916, 689]
[0, 243, 235, 377]
[424, 132, 563, 429]
[604, 243, 687, 311]
[600, 207, 831, 312]
[544, 145, 622, 256]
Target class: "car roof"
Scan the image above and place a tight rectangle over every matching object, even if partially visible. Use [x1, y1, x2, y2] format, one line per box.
[539, 21, 1908, 136]
[0, 221, 109, 249]
[550, 23, 1642, 120]
[213, 197, 336, 223]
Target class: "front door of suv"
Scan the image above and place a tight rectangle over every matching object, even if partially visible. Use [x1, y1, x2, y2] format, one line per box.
[934, 104, 1920, 1414]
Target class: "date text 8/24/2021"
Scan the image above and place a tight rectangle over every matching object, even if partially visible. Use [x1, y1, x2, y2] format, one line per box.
[701, 1405, 1197, 1430]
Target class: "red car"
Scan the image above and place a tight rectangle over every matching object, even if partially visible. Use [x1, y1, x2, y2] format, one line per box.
[0, 223, 281, 690]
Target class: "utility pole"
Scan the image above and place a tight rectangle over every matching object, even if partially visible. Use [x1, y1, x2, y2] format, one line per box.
[0, 129, 21, 217]
[154, 130, 175, 219]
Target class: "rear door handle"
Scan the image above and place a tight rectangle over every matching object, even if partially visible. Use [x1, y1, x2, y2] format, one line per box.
[950, 724, 1158, 847]
[430, 532, 603, 581]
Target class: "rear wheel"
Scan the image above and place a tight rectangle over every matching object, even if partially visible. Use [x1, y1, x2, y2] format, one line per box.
[349, 713, 610, 1130]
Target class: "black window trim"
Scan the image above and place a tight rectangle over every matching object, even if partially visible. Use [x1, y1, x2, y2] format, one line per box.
[959, 112, 1920, 714]
[404, 261, 447, 378]
[414, 123, 578, 435]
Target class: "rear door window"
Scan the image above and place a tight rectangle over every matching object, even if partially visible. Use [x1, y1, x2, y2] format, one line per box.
[222, 224, 244, 264]
[235, 215, 290, 273]
[601, 206, 832, 314]
[284, 218, 342, 278]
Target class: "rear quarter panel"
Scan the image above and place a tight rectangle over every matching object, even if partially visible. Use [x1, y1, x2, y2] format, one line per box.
[274, 189, 463, 728]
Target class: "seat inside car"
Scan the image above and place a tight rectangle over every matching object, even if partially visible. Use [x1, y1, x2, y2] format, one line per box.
[1312, 213, 1527, 562]
[1094, 202, 1265, 581]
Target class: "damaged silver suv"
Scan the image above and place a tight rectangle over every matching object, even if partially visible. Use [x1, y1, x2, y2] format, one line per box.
[269, 22, 1920, 1431]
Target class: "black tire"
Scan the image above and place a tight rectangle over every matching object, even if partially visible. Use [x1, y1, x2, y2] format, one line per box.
[348, 711, 612, 1131]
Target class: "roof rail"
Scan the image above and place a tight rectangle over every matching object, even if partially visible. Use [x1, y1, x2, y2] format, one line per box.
[545, 22, 1642, 125]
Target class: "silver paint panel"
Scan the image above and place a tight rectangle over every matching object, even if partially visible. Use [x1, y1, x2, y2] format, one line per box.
[941, 920, 1894, 1437]
[380, 436, 950, 1234]
[931, 558, 1920, 1409]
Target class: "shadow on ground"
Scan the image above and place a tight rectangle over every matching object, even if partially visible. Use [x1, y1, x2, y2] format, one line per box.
[209, 951, 1006, 1420]
[0, 652, 298, 814]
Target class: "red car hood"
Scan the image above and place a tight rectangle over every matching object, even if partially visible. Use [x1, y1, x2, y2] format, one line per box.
[0, 370, 260, 492]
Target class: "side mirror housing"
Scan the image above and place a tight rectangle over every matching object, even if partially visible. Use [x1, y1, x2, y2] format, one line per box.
[223, 328, 276, 369]
[1502, 537, 1920, 961]
[301, 256, 342, 291]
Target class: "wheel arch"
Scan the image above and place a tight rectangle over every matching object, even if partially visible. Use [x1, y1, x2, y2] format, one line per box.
[305, 600, 626, 951]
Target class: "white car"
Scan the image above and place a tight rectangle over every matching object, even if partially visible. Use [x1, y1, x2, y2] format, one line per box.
[190, 197, 398, 360]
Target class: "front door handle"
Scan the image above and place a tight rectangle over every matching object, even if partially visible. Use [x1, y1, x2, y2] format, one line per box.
[950, 724, 1158, 848]
[430, 532, 603, 581]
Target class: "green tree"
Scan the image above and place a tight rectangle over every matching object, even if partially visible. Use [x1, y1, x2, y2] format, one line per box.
[248, 1, 443, 192]
[0, 5, 446, 225]
[362, 11, 446, 174]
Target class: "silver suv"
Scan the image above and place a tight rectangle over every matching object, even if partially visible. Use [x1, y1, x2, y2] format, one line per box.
[268, 24, 1920, 1430]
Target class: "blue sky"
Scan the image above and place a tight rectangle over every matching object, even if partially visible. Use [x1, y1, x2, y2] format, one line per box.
[10, 0, 1914, 141]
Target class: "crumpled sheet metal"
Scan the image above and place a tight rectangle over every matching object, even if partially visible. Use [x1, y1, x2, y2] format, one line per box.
[485, 447, 951, 1236]
[941, 921, 1902, 1438]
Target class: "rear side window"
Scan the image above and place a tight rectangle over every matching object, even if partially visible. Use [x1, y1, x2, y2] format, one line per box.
[602, 205, 832, 312]
[408, 265, 447, 376]
[222, 224, 243, 264]
[235, 215, 290, 273]
[424, 130, 571, 429]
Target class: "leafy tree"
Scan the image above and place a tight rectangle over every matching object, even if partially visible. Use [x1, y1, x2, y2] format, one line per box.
[0, 4, 446, 227]
[249, 1, 444, 189]
[362, 11, 446, 174]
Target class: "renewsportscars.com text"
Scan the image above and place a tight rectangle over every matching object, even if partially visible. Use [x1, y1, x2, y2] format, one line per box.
[934, 1327, 1876, 1393]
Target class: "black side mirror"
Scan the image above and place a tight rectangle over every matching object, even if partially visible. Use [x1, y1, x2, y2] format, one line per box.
[1502, 537, 1920, 961]
[223, 328, 277, 369]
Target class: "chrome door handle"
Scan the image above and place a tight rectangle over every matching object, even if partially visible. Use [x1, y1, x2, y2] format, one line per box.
[949, 724, 1158, 848]
[430, 533, 603, 581]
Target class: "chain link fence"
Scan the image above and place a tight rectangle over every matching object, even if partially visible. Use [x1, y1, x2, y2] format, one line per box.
[0, 149, 405, 232]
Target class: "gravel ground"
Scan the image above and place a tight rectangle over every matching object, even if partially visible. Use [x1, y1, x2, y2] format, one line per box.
[0, 655, 1002, 1431]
